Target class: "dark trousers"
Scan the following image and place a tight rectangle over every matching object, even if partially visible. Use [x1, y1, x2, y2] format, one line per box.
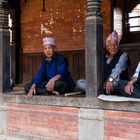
[24, 80, 66, 95]
[118, 80, 140, 98]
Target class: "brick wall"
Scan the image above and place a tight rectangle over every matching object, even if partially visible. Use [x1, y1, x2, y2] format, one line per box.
[7, 103, 79, 140]
[21, 0, 111, 53]
[102, 0, 112, 45]
[1, 103, 140, 140]
[21, 0, 86, 53]
[104, 111, 140, 140]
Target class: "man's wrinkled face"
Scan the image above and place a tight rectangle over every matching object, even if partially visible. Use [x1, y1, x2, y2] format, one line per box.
[43, 44, 55, 59]
[106, 40, 119, 56]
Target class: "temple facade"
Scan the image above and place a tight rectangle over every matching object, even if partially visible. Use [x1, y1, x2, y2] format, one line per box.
[0, 0, 140, 139]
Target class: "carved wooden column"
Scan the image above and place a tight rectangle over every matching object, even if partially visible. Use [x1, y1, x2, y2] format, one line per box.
[0, 0, 10, 92]
[85, 0, 103, 97]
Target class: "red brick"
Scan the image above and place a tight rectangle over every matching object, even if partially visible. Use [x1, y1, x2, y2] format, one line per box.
[105, 111, 140, 119]
[6, 103, 78, 140]
[104, 110, 140, 140]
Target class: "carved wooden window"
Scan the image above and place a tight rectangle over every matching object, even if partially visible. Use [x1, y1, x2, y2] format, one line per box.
[128, 4, 140, 32]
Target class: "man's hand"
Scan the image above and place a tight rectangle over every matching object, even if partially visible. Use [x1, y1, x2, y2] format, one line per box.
[124, 77, 138, 95]
[105, 81, 113, 94]
[28, 84, 36, 98]
[124, 82, 134, 95]
[46, 79, 55, 91]
[28, 87, 36, 98]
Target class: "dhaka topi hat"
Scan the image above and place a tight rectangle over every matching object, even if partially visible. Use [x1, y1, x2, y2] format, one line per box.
[106, 30, 120, 45]
[43, 37, 56, 46]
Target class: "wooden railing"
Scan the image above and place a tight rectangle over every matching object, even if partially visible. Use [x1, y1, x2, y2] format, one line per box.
[21, 50, 85, 83]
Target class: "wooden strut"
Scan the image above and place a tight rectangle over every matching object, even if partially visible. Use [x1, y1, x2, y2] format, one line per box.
[42, 0, 46, 11]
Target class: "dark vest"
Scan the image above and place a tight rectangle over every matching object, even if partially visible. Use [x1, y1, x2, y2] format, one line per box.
[104, 49, 130, 82]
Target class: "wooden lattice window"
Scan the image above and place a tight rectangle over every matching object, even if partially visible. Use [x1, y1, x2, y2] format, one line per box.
[128, 4, 140, 32]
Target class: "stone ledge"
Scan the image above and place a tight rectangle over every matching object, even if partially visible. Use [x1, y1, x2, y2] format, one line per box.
[98, 95, 140, 102]
[0, 89, 140, 112]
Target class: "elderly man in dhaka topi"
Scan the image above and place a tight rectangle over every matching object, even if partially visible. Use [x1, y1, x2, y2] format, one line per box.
[24, 37, 75, 97]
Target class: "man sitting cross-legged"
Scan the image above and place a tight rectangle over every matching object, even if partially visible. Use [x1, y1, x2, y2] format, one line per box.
[118, 61, 140, 98]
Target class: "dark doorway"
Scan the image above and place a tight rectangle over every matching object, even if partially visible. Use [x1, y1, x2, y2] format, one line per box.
[8, 0, 21, 84]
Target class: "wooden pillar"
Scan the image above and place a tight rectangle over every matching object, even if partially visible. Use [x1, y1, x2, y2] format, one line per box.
[0, 0, 10, 92]
[85, 0, 104, 97]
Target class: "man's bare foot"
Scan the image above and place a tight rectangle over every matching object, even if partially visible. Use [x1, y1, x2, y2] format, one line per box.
[52, 91, 59, 95]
